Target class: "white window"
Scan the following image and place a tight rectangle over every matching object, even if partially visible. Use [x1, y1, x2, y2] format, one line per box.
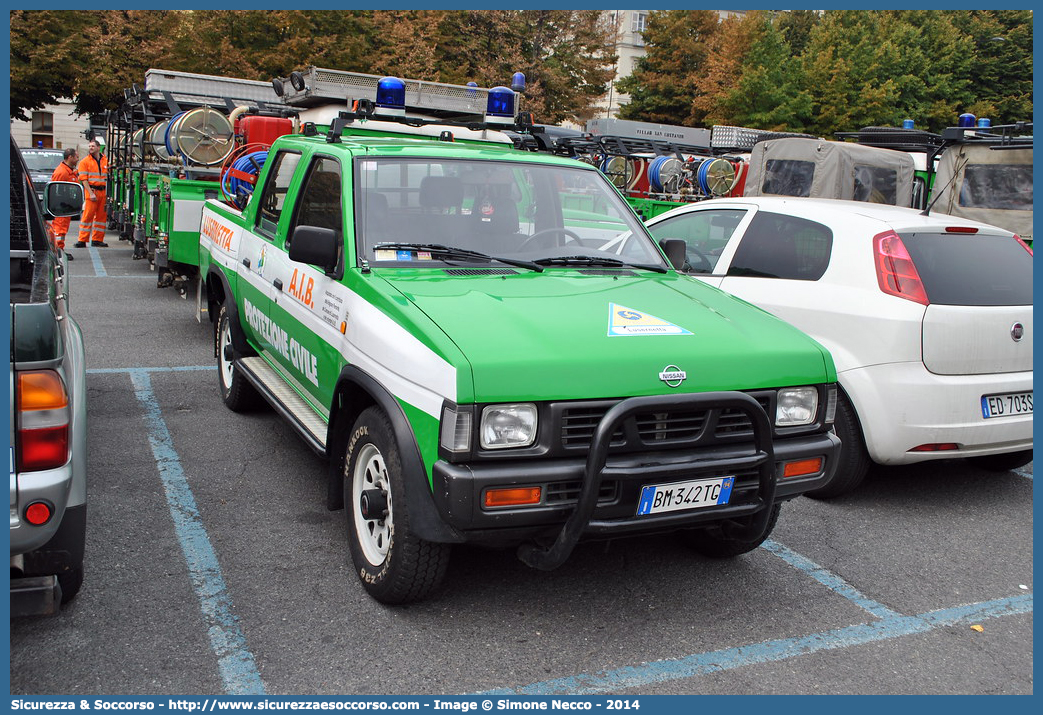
[631, 12, 647, 34]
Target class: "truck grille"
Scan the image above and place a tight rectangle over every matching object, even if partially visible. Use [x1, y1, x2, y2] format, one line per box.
[557, 394, 773, 453]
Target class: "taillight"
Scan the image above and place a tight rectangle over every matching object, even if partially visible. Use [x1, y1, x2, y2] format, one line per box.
[16, 370, 70, 472]
[874, 230, 928, 305]
[1014, 234, 1032, 255]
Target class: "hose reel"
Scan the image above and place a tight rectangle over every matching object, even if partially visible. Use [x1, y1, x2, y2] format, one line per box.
[164, 107, 235, 166]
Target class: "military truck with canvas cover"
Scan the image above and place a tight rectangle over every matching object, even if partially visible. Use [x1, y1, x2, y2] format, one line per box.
[928, 134, 1033, 246]
[744, 137, 916, 207]
[197, 106, 841, 604]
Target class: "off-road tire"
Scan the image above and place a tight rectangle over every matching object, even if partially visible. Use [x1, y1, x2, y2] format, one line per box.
[344, 406, 450, 604]
[967, 450, 1033, 473]
[216, 304, 261, 412]
[805, 393, 870, 499]
[681, 503, 781, 558]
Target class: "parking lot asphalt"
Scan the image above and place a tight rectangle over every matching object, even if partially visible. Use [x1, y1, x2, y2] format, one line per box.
[8, 235, 1033, 696]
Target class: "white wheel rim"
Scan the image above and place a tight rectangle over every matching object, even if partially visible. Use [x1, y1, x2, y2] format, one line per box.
[219, 320, 235, 390]
[352, 443, 393, 566]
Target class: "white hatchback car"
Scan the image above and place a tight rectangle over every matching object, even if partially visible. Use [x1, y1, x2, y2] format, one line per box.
[646, 196, 1033, 497]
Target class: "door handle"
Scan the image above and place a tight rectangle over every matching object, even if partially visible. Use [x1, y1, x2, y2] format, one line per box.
[274, 278, 283, 291]
[242, 257, 251, 268]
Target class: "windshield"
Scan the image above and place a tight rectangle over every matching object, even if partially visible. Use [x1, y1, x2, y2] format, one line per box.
[20, 150, 63, 173]
[354, 158, 666, 269]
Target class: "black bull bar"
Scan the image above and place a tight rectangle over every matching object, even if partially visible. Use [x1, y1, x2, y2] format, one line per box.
[517, 391, 777, 571]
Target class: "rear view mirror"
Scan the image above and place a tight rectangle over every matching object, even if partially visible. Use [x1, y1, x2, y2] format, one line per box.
[289, 225, 340, 276]
[659, 238, 687, 271]
[44, 181, 84, 218]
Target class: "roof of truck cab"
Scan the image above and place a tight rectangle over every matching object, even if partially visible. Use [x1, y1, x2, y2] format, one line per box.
[272, 130, 594, 169]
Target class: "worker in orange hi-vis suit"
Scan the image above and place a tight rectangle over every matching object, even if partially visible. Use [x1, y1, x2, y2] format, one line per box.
[49, 147, 80, 255]
[75, 138, 109, 248]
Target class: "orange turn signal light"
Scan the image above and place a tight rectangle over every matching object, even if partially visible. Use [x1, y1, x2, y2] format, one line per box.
[484, 487, 542, 508]
[18, 371, 68, 411]
[783, 458, 823, 478]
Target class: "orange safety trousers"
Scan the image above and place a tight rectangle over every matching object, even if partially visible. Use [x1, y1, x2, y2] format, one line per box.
[51, 217, 71, 249]
[78, 190, 107, 244]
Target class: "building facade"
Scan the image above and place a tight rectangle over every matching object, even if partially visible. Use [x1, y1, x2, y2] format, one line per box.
[10, 98, 91, 151]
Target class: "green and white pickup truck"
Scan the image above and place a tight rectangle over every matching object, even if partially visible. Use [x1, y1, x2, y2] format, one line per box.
[197, 111, 841, 603]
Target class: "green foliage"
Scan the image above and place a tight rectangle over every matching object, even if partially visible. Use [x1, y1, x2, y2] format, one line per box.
[720, 15, 811, 132]
[11, 11, 92, 120]
[618, 9, 1031, 133]
[9, 10, 1033, 134]
[9, 9, 614, 127]
[616, 10, 721, 126]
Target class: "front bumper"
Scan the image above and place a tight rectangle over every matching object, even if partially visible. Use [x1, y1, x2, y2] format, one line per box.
[432, 392, 839, 563]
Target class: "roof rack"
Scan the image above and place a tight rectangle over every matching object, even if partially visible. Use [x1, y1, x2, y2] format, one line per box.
[940, 121, 1033, 150]
[273, 66, 512, 120]
[316, 100, 539, 144]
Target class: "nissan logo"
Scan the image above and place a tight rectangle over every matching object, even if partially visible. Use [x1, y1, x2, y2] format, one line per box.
[659, 365, 687, 388]
[1011, 323, 1025, 342]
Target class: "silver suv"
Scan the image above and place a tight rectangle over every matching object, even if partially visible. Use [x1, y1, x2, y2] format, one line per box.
[10, 136, 87, 615]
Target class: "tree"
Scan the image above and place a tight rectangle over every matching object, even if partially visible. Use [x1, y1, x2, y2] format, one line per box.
[430, 10, 617, 125]
[616, 10, 721, 125]
[11, 11, 92, 120]
[75, 11, 183, 116]
[718, 13, 812, 132]
[691, 12, 765, 127]
[944, 10, 1033, 124]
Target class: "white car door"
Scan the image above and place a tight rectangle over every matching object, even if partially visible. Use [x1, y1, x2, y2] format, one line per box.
[645, 204, 756, 289]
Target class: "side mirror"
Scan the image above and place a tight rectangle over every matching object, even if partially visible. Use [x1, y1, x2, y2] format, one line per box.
[659, 238, 687, 271]
[44, 181, 84, 218]
[289, 225, 340, 276]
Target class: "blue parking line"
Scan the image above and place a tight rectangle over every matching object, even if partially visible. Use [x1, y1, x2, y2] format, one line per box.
[86, 243, 107, 277]
[478, 594, 1032, 695]
[1014, 468, 1032, 480]
[760, 540, 899, 620]
[89, 365, 215, 374]
[128, 368, 265, 696]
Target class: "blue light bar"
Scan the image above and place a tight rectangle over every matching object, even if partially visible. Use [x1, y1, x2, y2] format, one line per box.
[511, 72, 526, 93]
[958, 112, 977, 128]
[902, 119, 915, 129]
[376, 76, 406, 116]
[977, 118, 991, 128]
[486, 86, 516, 124]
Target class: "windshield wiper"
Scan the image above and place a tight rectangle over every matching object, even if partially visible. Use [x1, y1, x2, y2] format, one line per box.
[533, 254, 667, 273]
[373, 243, 543, 272]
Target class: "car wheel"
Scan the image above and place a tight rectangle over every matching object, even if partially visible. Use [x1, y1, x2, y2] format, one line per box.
[681, 504, 781, 558]
[967, 450, 1033, 472]
[344, 406, 451, 604]
[215, 304, 261, 412]
[805, 393, 870, 499]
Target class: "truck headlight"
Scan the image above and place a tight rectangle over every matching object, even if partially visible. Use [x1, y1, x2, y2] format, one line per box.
[776, 387, 819, 427]
[480, 404, 537, 449]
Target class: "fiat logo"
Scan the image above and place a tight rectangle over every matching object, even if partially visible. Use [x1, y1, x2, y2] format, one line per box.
[659, 365, 687, 388]
[1011, 323, 1025, 342]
